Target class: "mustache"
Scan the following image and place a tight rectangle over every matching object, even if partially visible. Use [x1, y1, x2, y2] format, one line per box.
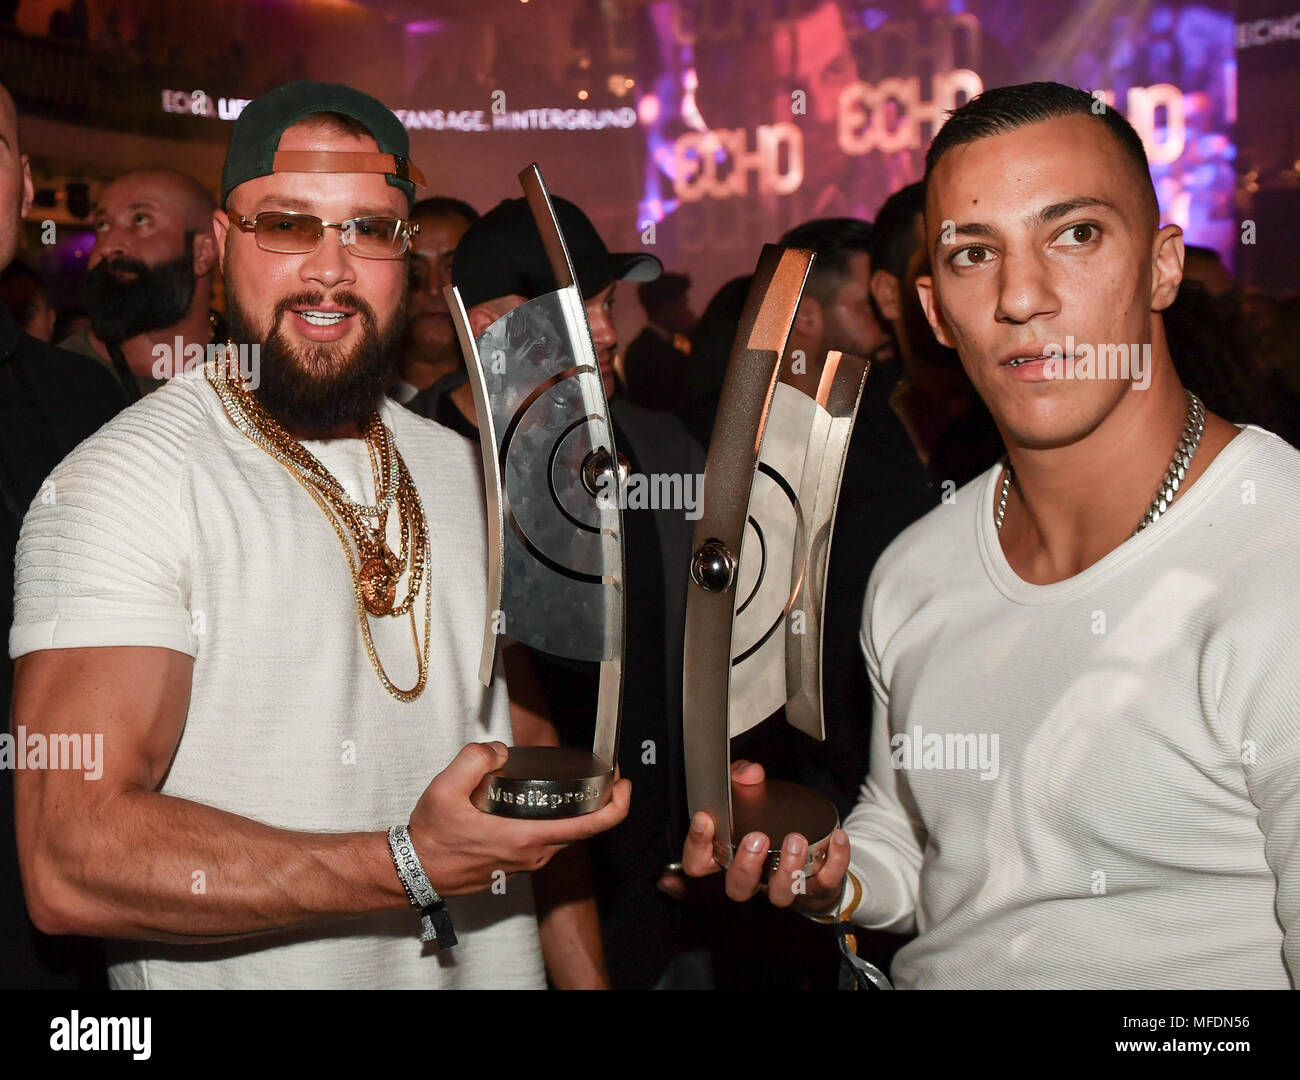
[90, 255, 151, 279]
[225, 281, 404, 435]
[83, 246, 196, 343]
[275, 290, 378, 329]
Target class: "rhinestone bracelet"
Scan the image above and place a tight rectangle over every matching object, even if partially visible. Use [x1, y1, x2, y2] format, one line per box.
[387, 825, 457, 948]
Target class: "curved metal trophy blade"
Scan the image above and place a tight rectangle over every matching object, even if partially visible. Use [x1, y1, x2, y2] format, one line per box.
[447, 163, 625, 818]
[732, 350, 870, 739]
[684, 245, 872, 873]
[784, 349, 870, 738]
[459, 287, 620, 666]
[683, 244, 811, 867]
[728, 380, 816, 738]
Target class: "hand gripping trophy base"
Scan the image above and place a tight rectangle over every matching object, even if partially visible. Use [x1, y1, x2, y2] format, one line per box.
[727, 777, 839, 882]
[471, 746, 614, 819]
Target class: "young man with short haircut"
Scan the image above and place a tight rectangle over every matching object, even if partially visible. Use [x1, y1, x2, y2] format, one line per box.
[686, 82, 1299, 990]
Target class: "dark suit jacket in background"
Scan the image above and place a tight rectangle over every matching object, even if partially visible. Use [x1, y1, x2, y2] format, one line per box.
[1, 306, 126, 989]
[531, 398, 707, 989]
[624, 325, 691, 417]
[406, 379, 708, 987]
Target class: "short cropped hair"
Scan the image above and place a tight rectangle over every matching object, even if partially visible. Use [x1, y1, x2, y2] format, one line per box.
[410, 196, 480, 225]
[0, 260, 50, 329]
[298, 111, 374, 141]
[868, 182, 926, 281]
[925, 82, 1158, 223]
[777, 218, 873, 305]
[638, 271, 691, 319]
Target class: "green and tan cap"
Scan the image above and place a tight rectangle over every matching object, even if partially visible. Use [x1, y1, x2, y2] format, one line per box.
[220, 80, 426, 211]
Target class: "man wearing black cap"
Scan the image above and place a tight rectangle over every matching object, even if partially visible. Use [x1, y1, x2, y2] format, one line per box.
[450, 194, 662, 398]
[451, 196, 711, 989]
[9, 81, 628, 991]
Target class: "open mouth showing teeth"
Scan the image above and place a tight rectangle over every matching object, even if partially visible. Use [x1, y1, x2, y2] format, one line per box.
[1008, 356, 1044, 367]
[297, 311, 349, 326]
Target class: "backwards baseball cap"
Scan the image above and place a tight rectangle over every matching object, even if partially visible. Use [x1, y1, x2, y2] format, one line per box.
[452, 196, 661, 309]
[220, 80, 426, 211]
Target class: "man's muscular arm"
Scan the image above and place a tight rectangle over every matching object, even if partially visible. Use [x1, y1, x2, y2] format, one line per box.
[13, 645, 629, 944]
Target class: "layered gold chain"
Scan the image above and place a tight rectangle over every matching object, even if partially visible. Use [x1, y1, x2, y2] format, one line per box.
[205, 351, 430, 701]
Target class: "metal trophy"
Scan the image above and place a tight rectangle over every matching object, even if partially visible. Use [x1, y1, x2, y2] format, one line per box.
[445, 163, 625, 819]
[683, 244, 871, 876]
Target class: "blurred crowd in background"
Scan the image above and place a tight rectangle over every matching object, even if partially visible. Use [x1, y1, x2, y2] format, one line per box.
[2, 0, 1298, 994]
[5, 136, 1299, 990]
[4, 168, 1299, 447]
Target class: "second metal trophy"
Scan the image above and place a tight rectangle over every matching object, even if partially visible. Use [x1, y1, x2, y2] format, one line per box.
[445, 164, 625, 819]
[684, 244, 871, 877]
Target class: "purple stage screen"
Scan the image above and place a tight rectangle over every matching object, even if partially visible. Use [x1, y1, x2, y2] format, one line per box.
[628, 0, 1236, 297]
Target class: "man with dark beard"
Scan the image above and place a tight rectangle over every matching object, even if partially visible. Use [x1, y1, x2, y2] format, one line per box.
[61, 168, 222, 399]
[10, 81, 628, 990]
[220, 209, 407, 435]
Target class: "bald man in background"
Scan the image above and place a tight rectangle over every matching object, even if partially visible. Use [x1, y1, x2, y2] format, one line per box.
[60, 168, 222, 398]
[1, 79, 125, 988]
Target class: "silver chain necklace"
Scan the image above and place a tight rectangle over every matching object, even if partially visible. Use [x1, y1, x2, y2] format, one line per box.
[995, 389, 1206, 536]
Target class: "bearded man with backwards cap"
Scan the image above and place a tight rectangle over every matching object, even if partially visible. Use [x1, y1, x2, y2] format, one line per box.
[8, 81, 629, 991]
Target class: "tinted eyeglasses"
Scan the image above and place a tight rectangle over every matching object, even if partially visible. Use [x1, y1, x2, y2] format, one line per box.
[233, 211, 419, 259]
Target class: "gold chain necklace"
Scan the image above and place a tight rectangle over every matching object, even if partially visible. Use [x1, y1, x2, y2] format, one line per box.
[205, 352, 431, 701]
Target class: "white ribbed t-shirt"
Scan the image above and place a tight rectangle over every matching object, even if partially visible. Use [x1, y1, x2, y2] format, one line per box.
[10, 365, 545, 990]
[848, 425, 1299, 989]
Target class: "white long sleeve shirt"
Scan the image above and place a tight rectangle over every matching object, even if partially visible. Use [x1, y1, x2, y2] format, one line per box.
[847, 425, 1299, 989]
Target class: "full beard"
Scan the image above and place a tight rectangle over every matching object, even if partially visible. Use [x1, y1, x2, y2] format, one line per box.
[225, 286, 404, 436]
[83, 240, 196, 342]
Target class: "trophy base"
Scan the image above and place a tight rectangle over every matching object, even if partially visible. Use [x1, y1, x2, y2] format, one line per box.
[472, 746, 614, 819]
[728, 778, 840, 881]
